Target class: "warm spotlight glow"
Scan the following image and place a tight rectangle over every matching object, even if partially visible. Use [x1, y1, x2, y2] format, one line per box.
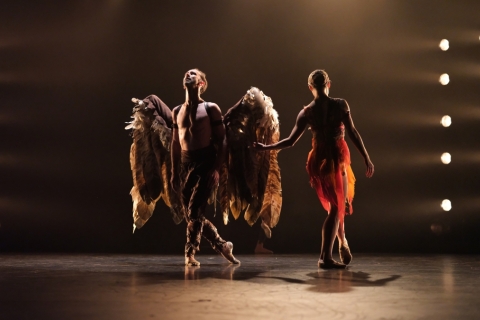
[441, 153, 451, 164]
[441, 115, 452, 127]
[441, 199, 452, 211]
[439, 39, 449, 51]
[439, 74, 450, 85]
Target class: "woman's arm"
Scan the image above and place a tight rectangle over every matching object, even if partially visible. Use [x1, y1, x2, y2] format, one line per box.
[254, 108, 308, 151]
[341, 100, 374, 178]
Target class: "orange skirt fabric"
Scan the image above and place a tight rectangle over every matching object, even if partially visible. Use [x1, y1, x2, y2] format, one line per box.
[306, 138, 356, 222]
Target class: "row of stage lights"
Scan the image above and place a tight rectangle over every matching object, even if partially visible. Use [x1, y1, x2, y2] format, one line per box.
[439, 39, 451, 212]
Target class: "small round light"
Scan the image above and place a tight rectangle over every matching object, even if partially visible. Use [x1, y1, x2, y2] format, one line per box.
[439, 39, 449, 51]
[441, 153, 451, 164]
[441, 199, 452, 211]
[441, 115, 452, 127]
[439, 73, 450, 85]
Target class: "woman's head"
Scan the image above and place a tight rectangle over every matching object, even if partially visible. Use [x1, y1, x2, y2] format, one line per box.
[308, 69, 330, 90]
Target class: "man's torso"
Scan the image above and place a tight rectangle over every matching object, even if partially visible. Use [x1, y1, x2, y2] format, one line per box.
[176, 102, 213, 151]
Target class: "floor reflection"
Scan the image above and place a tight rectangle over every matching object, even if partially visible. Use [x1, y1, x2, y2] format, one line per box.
[184, 264, 242, 281]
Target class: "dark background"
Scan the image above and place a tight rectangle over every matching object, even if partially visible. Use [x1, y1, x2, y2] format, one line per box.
[1, 0, 479, 254]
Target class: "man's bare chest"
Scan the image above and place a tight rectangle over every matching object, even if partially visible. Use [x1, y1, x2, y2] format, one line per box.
[178, 106, 210, 130]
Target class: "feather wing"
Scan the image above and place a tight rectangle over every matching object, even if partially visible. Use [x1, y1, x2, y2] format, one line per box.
[221, 88, 282, 228]
[258, 110, 282, 228]
[126, 95, 183, 231]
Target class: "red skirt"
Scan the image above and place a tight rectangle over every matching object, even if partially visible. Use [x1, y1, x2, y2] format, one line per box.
[306, 138, 355, 222]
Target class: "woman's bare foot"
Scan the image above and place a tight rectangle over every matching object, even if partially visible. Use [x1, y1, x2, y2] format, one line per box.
[254, 242, 273, 254]
[185, 256, 201, 266]
[339, 242, 352, 265]
[318, 258, 346, 269]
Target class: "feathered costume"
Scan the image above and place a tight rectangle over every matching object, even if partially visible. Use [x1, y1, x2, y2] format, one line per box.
[304, 98, 356, 222]
[126, 88, 282, 235]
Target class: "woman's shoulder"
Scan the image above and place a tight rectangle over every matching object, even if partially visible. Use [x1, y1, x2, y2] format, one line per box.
[330, 97, 349, 111]
[303, 100, 315, 109]
[330, 97, 346, 105]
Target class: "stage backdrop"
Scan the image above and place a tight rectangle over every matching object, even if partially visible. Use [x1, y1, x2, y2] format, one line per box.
[1, 0, 479, 254]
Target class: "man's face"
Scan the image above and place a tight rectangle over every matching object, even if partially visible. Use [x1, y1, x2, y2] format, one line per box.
[183, 69, 203, 90]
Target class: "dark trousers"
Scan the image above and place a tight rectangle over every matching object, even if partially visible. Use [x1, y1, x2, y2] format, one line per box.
[180, 145, 226, 257]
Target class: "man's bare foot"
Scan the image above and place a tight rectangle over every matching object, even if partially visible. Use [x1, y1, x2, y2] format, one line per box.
[261, 221, 272, 239]
[185, 256, 201, 266]
[339, 242, 352, 265]
[254, 242, 273, 254]
[318, 258, 346, 269]
[219, 242, 240, 264]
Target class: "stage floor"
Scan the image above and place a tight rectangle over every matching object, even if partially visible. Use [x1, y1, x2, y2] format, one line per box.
[0, 254, 479, 320]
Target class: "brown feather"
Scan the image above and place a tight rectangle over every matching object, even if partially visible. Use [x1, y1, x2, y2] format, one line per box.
[259, 126, 282, 228]
[220, 87, 282, 229]
[130, 186, 155, 229]
[244, 125, 274, 225]
[129, 108, 162, 229]
[218, 163, 229, 225]
[131, 108, 162, 203]
[127, 95, 184, 229]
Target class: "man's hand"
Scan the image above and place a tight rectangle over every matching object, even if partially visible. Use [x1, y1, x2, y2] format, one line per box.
[365, 158, 374, 178]
[207, 169, 220, 190]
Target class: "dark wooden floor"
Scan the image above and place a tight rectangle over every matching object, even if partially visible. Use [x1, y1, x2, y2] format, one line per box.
[0, 254, 479, 319]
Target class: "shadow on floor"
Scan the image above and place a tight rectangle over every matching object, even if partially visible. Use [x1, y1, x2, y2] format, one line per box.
[122, 264, 267, 285]
[261, 270, 401, 293]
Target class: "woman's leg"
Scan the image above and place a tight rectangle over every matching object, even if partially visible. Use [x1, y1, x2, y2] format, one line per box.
[337, 168, 348, 246]
[337, 168, 352, 264]
[319, 206, 347, 269]
[320, 205, 340, 262]
[337, 219, 346, 245]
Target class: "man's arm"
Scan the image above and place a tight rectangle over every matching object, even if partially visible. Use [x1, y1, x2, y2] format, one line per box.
[208, 103, 226, 172]
[254, 109, 308, 151]
[170, 107, 181, 192]
[341, 100, 374, 178]
[206, 103, 226, 188]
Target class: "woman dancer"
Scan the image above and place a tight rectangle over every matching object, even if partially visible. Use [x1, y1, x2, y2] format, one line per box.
[255, 70, 374, 269]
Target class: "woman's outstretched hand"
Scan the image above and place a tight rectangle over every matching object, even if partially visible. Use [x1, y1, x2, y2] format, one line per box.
[253, 142, 267, 150]
[365, 158, 374, 178]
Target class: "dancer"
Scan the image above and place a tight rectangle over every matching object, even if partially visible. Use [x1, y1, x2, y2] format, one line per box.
[127, 75, 282, 264]
[171, 69, 239, 266]
[255, 69, 374, 268]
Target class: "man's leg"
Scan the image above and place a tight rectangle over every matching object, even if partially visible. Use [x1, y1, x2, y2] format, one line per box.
[202, 219, 240, 264]
[182, 165, 204, 266]
[185, 218, 203, 266]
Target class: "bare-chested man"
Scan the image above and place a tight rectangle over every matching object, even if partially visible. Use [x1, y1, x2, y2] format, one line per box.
[171, 68, 240, 266]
